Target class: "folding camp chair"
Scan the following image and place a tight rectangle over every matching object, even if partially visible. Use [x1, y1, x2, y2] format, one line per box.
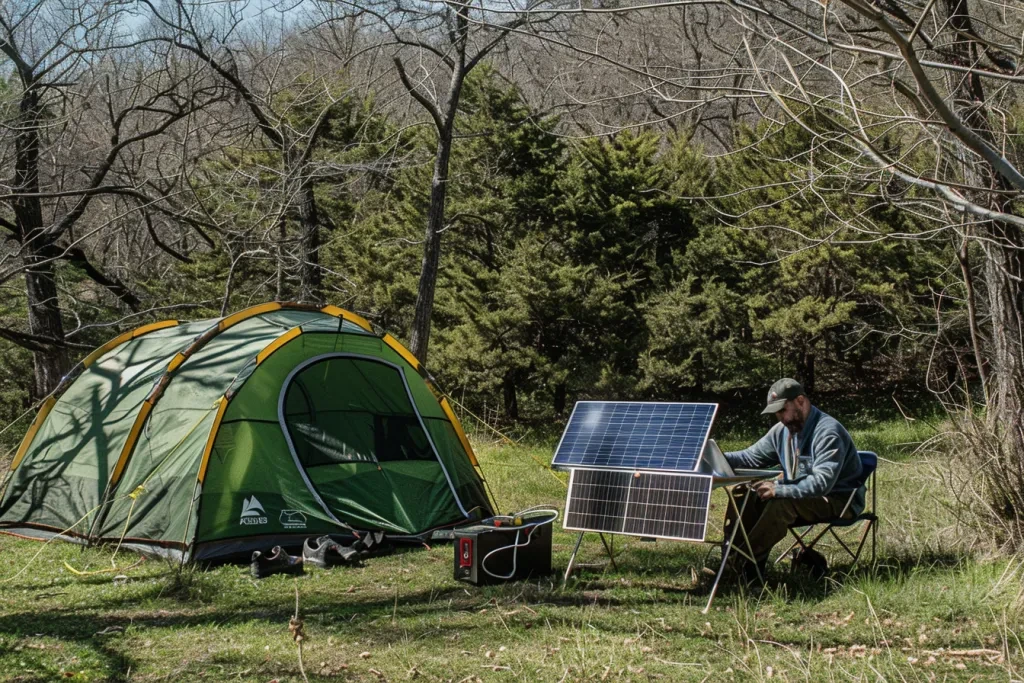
[775, 450, 878, 569]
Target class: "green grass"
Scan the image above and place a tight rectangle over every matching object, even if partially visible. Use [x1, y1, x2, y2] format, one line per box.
[0, 419, 1021, 682]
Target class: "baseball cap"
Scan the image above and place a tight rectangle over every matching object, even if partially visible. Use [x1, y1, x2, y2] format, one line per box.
[762, 378, 804, 414]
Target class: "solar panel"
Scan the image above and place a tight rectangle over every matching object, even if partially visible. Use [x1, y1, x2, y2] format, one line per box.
[563, 468, 712, 542]
[551, 402, 717, 473]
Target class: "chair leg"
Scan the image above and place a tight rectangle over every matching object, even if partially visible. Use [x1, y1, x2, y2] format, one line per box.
[828, 527, 858, 559]
[849, 520, 873, 568]
[823, 521, 875, 570]
[774, 526, 815, 566]
[871, 517, 877, 565]
[802, 524, 832, 552]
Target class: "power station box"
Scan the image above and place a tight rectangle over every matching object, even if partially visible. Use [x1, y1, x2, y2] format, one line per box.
[453, 520, 552, 586]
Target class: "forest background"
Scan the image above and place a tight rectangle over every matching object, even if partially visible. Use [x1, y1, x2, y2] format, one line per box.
[1, 0, 1019, 545]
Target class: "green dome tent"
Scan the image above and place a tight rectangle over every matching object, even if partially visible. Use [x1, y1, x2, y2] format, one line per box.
[0, 303, 494, 562]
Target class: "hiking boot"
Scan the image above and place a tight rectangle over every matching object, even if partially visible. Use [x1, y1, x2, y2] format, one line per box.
[250, 546, 304, 578]
[302, 535, 359, 568]
[739, 558, 768, 585]
[793, 547, 829, 579]
[350, 530, 389, 559]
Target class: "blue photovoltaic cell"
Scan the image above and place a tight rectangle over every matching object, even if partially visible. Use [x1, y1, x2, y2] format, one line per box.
[563, 468, 712, 542]
[551, 402, 717, 472]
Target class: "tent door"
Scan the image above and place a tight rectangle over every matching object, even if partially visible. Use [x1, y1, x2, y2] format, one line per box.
[278, 353, 469, 527]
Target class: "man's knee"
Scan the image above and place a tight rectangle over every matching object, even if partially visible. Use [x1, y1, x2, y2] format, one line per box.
[761, 498, 801, 525]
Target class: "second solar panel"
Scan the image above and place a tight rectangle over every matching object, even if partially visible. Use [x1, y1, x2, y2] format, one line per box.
[564, 468, 712, 542]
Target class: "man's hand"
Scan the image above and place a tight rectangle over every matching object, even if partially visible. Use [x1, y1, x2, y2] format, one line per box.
[753, 481, 776, 500]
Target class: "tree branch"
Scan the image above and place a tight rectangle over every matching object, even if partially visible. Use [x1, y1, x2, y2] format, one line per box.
[55, 246, 141, 311]
[393, 56, 445, 132]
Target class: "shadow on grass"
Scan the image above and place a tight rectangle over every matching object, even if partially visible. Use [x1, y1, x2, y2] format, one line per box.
[710, 547, 970, 603]
[0, 631, 135, 683]
[557, 545, 970, 605]
[0, 541, 981, 679]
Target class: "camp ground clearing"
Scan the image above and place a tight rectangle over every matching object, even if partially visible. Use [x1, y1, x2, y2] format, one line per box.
[0, 418, 1021, 682]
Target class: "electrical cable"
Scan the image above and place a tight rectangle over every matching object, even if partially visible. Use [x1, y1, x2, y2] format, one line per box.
[480, 507, 559, 580]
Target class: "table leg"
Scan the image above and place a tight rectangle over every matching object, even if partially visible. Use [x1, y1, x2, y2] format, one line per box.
[732, 492, 764, 585]
[703, 486, 754, 614]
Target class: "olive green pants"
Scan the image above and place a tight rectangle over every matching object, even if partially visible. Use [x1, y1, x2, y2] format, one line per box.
[724, 488, 852, 563]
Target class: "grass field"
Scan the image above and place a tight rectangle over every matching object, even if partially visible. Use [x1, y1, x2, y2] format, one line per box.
[0, 417, 1022, 682]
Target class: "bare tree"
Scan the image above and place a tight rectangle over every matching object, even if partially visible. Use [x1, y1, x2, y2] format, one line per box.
[140, 0, 367, 305]
[314, 0, 555, 362]
[0, 0, 221, 397]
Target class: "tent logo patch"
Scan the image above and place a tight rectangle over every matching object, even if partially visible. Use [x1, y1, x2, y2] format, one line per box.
[279, 510, 307, 529]
[239, 496, 268, 525]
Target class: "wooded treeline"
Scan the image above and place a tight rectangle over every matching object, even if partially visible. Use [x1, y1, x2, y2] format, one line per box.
[0, 70, 959, 425]
[6, 0, 1024, 547]
[0, 0, 1009, 433]
[0, 0, 983, 428]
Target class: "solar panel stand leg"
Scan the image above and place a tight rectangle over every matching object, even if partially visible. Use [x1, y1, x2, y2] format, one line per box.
[564, 531, 586, 581]
[703, 486, 753, 614]
[598, 534, 618, 572]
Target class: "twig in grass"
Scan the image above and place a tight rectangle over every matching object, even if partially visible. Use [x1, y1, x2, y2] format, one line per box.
[924, 648, 1002, 658]
[982, 558, 1023, 604]
[651, 656, 701, 667]
[495, 608, 513, 635]
[290, 580, 309, 683]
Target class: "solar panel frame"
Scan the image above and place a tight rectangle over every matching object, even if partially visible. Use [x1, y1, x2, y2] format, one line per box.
[551, 401, 718, 473]
[563, 468, 713, 542]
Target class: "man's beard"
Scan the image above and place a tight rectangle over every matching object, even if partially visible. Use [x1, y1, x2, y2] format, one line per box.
[782, 416, 805, 433]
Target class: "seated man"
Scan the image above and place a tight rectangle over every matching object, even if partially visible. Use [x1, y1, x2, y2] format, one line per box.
[725, 378, 864, 577]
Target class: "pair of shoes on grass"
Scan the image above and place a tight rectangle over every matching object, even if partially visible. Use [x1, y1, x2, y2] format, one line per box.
[302, 535, 359, 568]
[249, 531, 391, 578]
[302, 531, 389, 569]
[250, 546, 304, 579]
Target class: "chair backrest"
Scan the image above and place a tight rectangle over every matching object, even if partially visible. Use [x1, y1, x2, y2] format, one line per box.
[857, 450, 878, 487]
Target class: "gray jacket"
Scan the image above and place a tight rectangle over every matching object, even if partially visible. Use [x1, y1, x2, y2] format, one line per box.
[725, 406, 865, 514]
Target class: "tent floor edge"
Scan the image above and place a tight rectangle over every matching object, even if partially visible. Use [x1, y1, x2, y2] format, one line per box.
[0, 526, 187, 562]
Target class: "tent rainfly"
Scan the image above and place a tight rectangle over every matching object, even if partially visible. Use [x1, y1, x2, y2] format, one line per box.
[0, 303, 494, 562]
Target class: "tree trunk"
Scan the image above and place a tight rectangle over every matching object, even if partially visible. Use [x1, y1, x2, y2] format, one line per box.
[408, 6, 470, 364]
[554, 382, 567, 416]
[276, 214, 287, 301]
[956, 232, 989, 400]
[797, 351, 816, 394]
[13, 86, 68, 398]
[694, 351, 705, 395]
[409, 87, 463, 362]
[24, 248, 69, 399]
[981, 225, 1024, 450]
[945, 0, 1024, 533]
[502, 371, 519, 421]
[298, 179, 322, 304]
